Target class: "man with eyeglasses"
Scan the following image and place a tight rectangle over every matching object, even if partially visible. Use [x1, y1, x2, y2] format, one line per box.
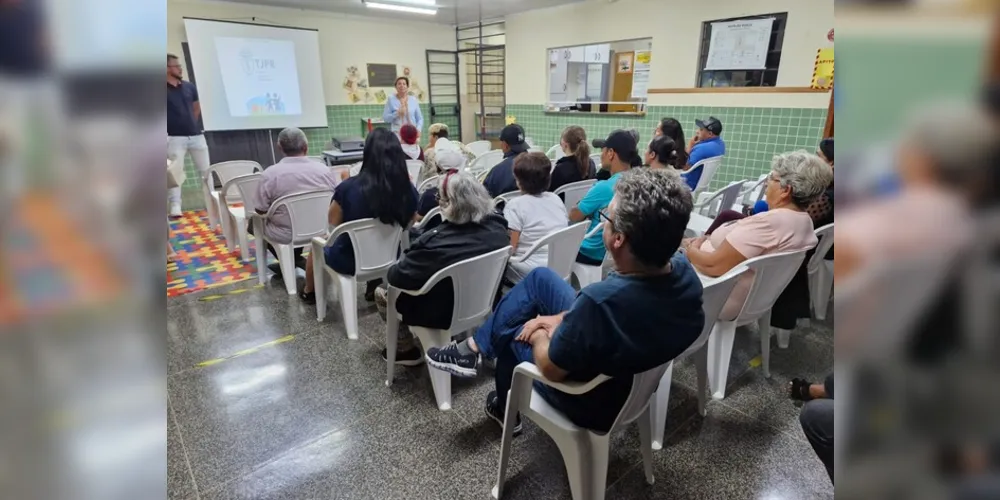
[426, 168, 704, 434]
[167, 53, 211, 218]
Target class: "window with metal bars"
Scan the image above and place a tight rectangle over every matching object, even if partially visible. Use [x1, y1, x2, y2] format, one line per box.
[696, 12, 788, 88]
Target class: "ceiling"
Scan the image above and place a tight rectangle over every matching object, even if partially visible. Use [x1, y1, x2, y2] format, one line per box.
[211, 0, 586, 25]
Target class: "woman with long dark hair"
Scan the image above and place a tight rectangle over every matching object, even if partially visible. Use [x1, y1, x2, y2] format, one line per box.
[300, 128, 419, 303]
[655, 117, 689, 168]
[645, 135, 683, 170]
[549, 125, 596, 193]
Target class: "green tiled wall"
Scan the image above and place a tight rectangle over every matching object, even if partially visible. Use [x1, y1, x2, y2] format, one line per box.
[179, 104, 459, 208]
[508, 104, 828, 189]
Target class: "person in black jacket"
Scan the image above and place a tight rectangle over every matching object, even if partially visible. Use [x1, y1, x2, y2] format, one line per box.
[482, 124, 529, 197]
[375, 170, 510, 365]
[549, 125, 596, 193]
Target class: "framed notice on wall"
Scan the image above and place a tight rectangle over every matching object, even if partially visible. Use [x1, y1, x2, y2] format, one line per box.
[705, 17, 774, 70]
[616, 52, 633, 74]
[367, 64, 398, 87]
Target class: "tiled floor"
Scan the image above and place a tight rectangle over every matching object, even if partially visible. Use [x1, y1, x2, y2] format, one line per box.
[168, 274, 835, 500]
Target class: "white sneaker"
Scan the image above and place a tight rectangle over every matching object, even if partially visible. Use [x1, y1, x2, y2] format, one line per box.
[169, 203, 182, 218]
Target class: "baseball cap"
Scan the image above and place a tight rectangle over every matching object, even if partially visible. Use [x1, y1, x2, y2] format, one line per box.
[435, 148, 467, 171]
[499, 124, 528, 153]
[695, 116, 723, 135]
[596, 129, 640, 166]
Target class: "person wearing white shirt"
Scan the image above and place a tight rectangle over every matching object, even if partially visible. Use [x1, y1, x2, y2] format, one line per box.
[504, 152, 569, 284]
[382, 76, 424, 134]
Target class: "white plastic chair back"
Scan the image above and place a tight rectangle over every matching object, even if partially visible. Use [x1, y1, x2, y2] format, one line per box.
[514, 222, 589, 282]
[528, 146, 543, 154]
[493, 191, 521, 208]
[694, 180, 745, 217]
[326, 218, 404, 279]
[415, 206, 443, 230]
[524, 137, 536, 148]
[691, 155, 723, 193]
[808, 223, 834, 273]
[546, 144, 565, 160]
[207, 160, 261, 199]
[608, 365, 672, 429]
[433, 246, 512, 332]
[405, 160, 424, 185]
[222, 173, 263, 212]
[349, 161, 363, 177]
[468, 150, 504, 175]
[734, 249, 809, 322]
[554, 179, 596, 210]
[739, 173, 768, 206]
[589, 153, 602, 167]
[466, 140, 492, 157]
[268, 190, 333, 246]
[418, 175, 441, 193]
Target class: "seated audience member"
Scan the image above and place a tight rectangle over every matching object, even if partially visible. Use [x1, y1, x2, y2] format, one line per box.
[414, 148, 466, 231]
[645, 135, 684, 170]
[375, 170, 509, 364]
[251, 127, 341, 278]
[505, 152, 569, 284]
[300, 128, 419, 303]
[483, 124, 529, 197]
[420, 123, 475, 183]
[653, 117, 689, 168]
[548, 126, 596, 193]
[791, 374, 834, 483]
[399, 124, 424, 162]
[682, 150, 832, 320]
[570, 129, 637, 266]
[425, 168, 704, 433]
[682, 116, 726, 190]
[594, 128, 641, 180]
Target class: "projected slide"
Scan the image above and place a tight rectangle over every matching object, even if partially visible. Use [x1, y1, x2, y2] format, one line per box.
[214, 37, 303, 117]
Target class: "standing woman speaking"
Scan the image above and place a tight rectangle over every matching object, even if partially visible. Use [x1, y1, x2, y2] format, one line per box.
[382, 76, 424, 135]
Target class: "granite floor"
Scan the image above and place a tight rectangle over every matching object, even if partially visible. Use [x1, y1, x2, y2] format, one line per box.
[168, 273, 835, 500]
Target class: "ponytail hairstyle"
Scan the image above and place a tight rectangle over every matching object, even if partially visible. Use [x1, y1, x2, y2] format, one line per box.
[658, 118, 689, 168]
[561, 126, 591, 179]
[648, 135, 681, 169]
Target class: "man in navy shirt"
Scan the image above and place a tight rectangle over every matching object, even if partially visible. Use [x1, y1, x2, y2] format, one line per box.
[167, 53, 211, 217]
[482, 124, 528, 198]
[426, 168, 704, 433]
[682, 116, 726, 191]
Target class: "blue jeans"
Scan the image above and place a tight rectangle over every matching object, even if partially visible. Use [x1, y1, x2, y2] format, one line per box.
[473, 267, 576, 409]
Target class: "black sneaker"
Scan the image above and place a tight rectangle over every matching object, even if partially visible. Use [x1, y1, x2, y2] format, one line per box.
[485, 390, 521, 435]
[425, 342, 480, 378]
[267, 262, 283, 277]
[380, 347, 425, 366]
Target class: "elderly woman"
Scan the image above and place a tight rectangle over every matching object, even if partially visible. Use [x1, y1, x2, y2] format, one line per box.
[374, 170, 509, 364]
[682, 150, 833, 319]
[420, 123, 475, 183]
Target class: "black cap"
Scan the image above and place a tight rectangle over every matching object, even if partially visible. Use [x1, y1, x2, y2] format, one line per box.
[695, 116, 723, 135]
[596, 129, 639, 166]
[499, 124, 528, 153]
[592, 128, 639, 149]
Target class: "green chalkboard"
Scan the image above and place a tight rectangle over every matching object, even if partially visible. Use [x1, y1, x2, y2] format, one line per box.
[367, 64, 398, 87]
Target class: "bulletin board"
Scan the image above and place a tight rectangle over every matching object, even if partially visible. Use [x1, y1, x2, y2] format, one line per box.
[367, 64, 399, 87]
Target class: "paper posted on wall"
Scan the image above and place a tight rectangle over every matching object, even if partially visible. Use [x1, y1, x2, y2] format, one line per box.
[705, 18, 774, 71]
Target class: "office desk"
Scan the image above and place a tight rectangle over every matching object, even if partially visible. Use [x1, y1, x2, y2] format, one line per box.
[322, 149, 363, 167]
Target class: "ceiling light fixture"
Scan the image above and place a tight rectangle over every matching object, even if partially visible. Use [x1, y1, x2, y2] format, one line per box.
[364, 1, 438, 15]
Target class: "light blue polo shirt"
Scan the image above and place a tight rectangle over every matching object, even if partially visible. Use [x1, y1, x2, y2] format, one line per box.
[683, 136, 725, 190]
[576, 172, 623, 261]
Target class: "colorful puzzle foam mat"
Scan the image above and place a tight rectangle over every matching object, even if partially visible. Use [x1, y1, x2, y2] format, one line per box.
[167, 210, 276, 298]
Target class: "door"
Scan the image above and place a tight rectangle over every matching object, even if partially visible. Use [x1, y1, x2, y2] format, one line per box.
[426, 50, 462, 139]
[549, 48, 568, 105]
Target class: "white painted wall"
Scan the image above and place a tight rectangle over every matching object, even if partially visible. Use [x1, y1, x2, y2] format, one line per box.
[506, 0, 834, 107]
[167, 0, 456, 106]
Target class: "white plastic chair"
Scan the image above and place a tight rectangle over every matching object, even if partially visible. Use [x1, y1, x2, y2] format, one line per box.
[808, 223, 835, 320]
[466, 140, 493, 157]
[649, 265, 746, 449]
[385, 246, 512, 410]
[731, 173, 768, 211]
[688, 155, 723, 194]
[693, 180, 745, 217]
[570, 222, 612, 289]
[252, 190, 332, 295]
[402, 206, 444, 251]
[509, 222, 590, 283]
[405, 160, 424, 185]
[528, 146, 544, 154]
[706, 249, 809, 400]
[312, 218, 404, 340]
[554, 179, 597, 211]
[524, 137, 536, 148]
[468, 150, 505, 177]
[220, 173, 262, 263]
[589, 153, 602, 167]
[492, 362, 669, 500]
[418, 175, 441, 193]
[205, 160, 262, 238]
[493, 191, 522, 209]
[546, 144, 566, 160]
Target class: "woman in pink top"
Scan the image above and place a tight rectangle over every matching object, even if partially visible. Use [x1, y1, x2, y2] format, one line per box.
[682, 151, 834, 319]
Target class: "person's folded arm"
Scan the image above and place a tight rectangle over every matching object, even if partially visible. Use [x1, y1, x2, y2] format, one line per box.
[534, 295, 604, 383]
[569, 182, 606, 223]
[530, 335, 569, 382]
[685, 238, 748, 277]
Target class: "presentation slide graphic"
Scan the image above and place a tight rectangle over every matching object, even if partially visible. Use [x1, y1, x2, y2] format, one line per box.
[215, 37, 303, 117]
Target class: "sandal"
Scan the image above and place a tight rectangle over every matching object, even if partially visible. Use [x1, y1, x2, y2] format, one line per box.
[789, 378, 814, 401]
[298, 290, 316, 305]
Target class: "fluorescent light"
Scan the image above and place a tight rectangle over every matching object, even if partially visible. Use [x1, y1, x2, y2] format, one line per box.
[364, 2, 437, 15]
[387, 0, 437, 5]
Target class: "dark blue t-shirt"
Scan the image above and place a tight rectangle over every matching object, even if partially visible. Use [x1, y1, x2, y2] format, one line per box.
[324, 176, 418, 275]
[482, 151, 524, 198]
[542, 253, 705, 432]
[167, 81, 202, 137]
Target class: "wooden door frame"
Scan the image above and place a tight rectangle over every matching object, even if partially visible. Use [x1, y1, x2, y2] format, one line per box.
[823, 88, 834, 138]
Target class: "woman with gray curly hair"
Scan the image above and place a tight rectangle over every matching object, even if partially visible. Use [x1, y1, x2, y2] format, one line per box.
[375, 170, 509, 364]
[682, 150, 833, 320]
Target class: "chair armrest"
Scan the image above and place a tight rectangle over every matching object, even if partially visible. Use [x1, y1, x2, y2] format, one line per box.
[512, 362, 610, 395]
